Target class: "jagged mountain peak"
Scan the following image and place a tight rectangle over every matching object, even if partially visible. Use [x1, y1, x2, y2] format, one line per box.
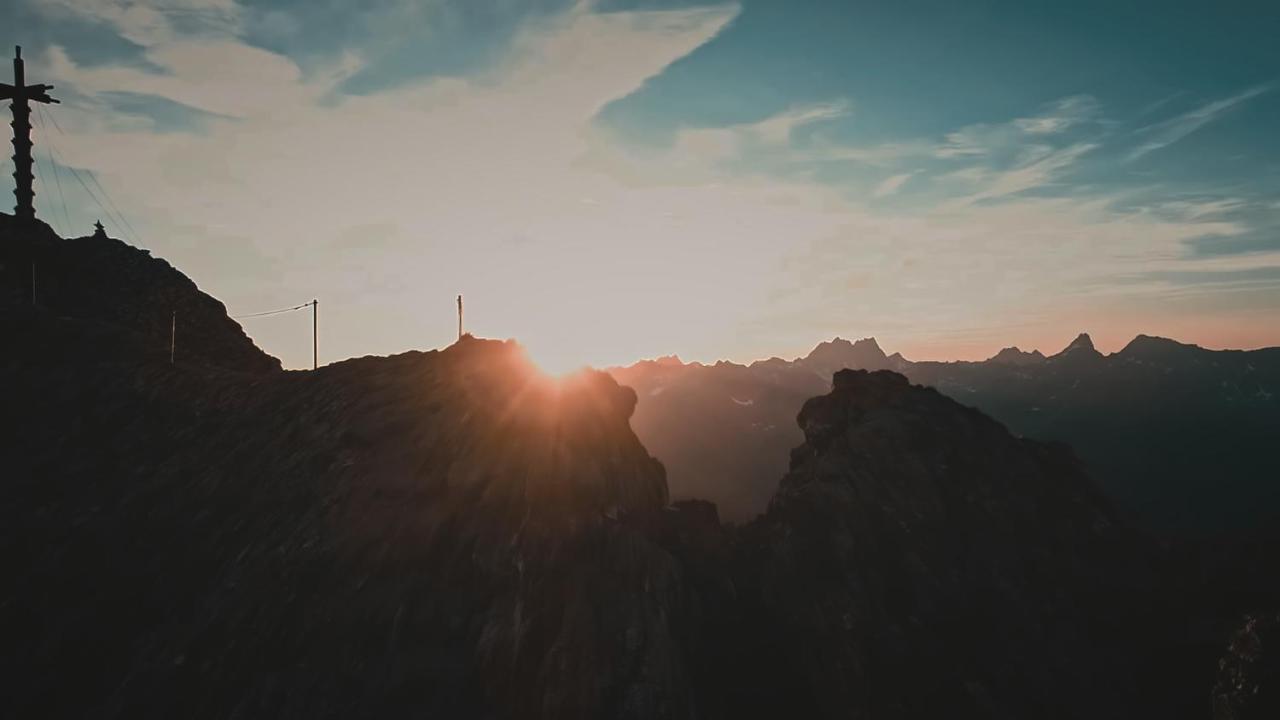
[1066, 332, 1096, 351]
[801, 335, 891, 372]
[1052, 332, 1101, 360]
[988, 346, 1047, 365]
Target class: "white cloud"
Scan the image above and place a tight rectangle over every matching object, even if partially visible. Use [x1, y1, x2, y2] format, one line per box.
[1158, 198, 1247, 221]
[946, 142, 1097, 207]
[873, 172, 913, 198]
[1126, 85, 1270, 161]
[1013, 95, 1098, 135]
[935, 95, 1098, 160]
[751, 101, 849, 146]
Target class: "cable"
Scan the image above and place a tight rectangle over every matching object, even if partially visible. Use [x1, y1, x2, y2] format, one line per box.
[38, 106, 139, 244]
[233, 302, 310, 319]
[58, 153, 124, 235]
[35, 108, 73, 234]
[84, 167, 143, 244]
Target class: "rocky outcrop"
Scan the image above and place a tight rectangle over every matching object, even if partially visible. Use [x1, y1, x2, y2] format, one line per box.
[0, 214, 279, 374]
[740, 369, 1162, 718]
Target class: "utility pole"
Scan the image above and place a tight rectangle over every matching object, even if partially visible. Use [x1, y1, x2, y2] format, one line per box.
[170, 311, 176, 364]
[312, 299, 318, 370]
[1, 46, 59, 220]
[457, 294, 463, 340]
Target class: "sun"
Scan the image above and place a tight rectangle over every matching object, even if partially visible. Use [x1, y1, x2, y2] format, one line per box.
[524, 339, 590, 378]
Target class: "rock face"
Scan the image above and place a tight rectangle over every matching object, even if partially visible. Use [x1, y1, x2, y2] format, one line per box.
[0, 214, 279, 374]
[740, 369, 1160, 718]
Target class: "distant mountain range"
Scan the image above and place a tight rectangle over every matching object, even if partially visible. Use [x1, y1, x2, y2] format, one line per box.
[611, 333, 1280, 535]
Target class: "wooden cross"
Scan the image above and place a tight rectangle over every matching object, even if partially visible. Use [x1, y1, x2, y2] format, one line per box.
[0, 46, 59, 221]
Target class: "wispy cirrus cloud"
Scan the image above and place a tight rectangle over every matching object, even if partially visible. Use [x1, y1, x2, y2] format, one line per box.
[31, 0, 243, 46]
[950, 142, 1098, 206]
[751, 101, 849, 145]
[936, 94, 1100, 158]
[1126, 85, 1270, 161]
[873, 172, 913, 198]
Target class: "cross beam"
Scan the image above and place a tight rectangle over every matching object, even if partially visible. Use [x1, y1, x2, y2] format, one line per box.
[0, 46, 59, 221]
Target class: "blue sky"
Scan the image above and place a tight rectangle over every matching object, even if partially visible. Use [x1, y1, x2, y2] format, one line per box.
[4, 0, 1279, 369]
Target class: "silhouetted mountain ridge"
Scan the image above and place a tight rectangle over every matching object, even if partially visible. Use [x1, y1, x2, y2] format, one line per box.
[611, 331, 1280, 533]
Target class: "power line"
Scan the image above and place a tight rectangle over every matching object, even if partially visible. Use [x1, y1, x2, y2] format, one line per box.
[233, 302, 311, 319]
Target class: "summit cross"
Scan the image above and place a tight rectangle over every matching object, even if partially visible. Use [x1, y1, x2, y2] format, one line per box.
[0, 46, 59, 221]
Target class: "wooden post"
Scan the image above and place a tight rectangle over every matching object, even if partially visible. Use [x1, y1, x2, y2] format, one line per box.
[457, 294, 463, 340]
[170, 311, 176, 364]
[312, 299, 318, 370]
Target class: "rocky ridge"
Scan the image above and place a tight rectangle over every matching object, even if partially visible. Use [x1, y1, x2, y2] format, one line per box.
[5, 219, 1274, 718]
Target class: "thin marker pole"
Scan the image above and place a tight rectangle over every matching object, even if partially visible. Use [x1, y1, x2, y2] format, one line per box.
[312, 299, 318, 370]
[457, 294, 463, 340]
[170, 311, 176, 364]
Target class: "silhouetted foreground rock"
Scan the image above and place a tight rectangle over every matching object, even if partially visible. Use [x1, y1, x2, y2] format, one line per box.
[0, 214, 279, 374]
[5, 225, 1272, 718]
[3, 300, 693, 717]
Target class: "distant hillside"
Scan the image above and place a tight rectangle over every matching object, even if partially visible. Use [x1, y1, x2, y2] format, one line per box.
[611, 333, 1280, 534]
[0, 214, 279, 374]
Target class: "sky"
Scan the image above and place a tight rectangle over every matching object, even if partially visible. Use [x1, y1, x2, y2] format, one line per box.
[3, 0, 1279, 372]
